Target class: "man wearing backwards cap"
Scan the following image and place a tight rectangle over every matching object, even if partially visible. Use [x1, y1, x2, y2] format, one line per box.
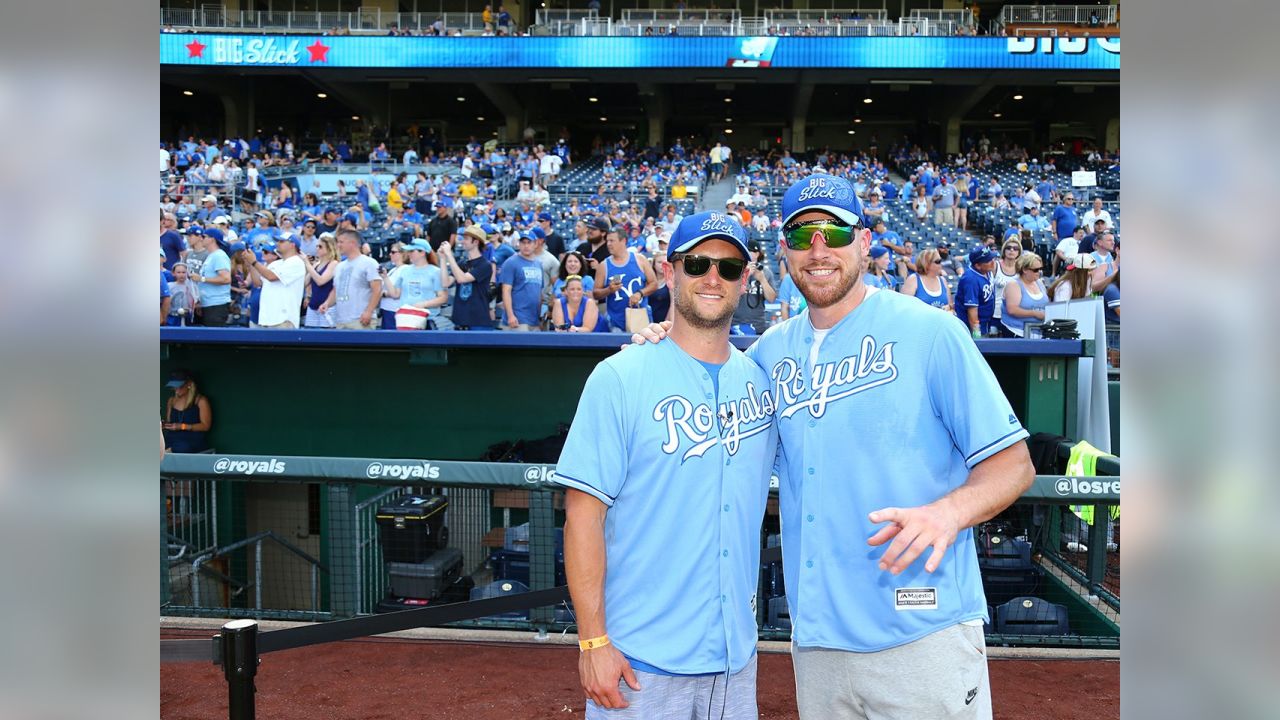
[556, 211, 777, 719]
[633, 175, 1033, 719]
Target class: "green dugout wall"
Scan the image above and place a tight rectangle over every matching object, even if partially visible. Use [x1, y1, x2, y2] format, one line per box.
[160, 329, 1087, 457]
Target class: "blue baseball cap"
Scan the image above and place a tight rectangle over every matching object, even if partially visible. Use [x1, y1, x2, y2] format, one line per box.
[517, 230, 536, 243]
[667, 211, 750, 261]
[969, 247, 997, 265]
[537, 212, 554, 222]
[481, 223, 497, 235]
[260, 241, 278, 255]
[228, 241, 247, 255]
[530, 226, 546, 240]
[403, 239, 431, 252]
[275, 231, 299, 247]
[868, 245, 889, 260]
[781, 175, 863, 227]
[201, 227, 224, 243]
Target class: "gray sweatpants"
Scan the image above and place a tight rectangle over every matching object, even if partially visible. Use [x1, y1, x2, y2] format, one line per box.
[793, 623, 992, 720]
[585, 654, 757, 720]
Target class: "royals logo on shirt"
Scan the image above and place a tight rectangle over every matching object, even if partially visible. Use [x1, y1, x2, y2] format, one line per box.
[652, 383, 775, 463]
[771, 335, 899, 420]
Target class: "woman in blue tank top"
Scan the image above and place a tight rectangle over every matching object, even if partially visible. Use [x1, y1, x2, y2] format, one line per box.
[899, 247, 952, 311]
[1000, 254, 1049, 337]
[162, 369, 211, 453]
[551, 275, 599, 332]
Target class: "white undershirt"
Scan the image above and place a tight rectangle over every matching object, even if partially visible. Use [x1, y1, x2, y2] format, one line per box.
[808, 286, 879, 372]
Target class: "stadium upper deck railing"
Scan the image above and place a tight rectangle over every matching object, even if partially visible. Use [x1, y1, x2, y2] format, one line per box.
[998, 4, 1118, 28]
[159, 8, 986, 37]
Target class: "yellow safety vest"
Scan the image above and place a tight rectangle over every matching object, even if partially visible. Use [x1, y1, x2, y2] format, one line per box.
[1067, 440, 1120, 524]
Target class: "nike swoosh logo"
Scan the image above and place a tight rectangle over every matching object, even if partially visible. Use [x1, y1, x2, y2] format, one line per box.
[965, 688, 978, 705]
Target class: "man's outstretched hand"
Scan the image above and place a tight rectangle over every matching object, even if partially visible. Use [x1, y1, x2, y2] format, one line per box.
[867, 501, 963, 575]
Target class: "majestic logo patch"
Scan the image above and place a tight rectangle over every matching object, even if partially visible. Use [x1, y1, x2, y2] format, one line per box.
[894, 587, 937, 611]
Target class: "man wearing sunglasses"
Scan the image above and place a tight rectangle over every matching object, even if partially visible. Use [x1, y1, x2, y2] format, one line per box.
[557, 211, 778, 719]
[633, 175, 1034, 719]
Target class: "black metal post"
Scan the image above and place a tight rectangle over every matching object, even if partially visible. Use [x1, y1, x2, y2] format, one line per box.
[1087, 504, 1109, 593]
[220, 619, 260, 720]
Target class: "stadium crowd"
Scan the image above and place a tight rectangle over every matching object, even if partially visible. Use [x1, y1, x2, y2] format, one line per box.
[160, 132, 1117, 342]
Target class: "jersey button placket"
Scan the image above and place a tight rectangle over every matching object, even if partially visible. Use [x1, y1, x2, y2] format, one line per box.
[717, 409, 733, 670]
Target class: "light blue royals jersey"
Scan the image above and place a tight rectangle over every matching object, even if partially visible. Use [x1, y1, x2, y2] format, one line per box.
[554, 339, 778, 675]
[746, 289, 1028, 652]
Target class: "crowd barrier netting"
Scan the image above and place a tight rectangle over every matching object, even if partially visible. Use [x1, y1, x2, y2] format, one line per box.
[162, 453, 1119, 649]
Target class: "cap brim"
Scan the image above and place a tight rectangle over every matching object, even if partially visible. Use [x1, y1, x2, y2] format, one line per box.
[165, 380, 185, 388]
[669, 230, 750, 261]
[782, 205, 862, 228]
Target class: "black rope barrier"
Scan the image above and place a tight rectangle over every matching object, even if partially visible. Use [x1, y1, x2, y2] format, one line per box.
[161, 585, 572, 720]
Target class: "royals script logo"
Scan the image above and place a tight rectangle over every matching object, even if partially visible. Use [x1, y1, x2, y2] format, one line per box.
[653, 382, 775, 463]
[772, 335, 898, 419]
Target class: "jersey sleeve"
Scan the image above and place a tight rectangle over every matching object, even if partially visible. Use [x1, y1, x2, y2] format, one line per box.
[1104, 284, 1120, 310]
[926, 317, 1029, 468]
[552, 363, 630, 506]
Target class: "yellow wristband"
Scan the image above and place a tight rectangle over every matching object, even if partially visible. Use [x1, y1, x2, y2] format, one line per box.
[579, 634, 610, 651]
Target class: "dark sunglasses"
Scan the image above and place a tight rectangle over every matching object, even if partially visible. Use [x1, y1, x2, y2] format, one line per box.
[783, 221, 857, 251]
[675, 253, 746, 281]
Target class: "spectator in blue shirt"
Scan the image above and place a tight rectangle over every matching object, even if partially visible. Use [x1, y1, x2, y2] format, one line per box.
[195, 195, 226, 224]
[863, 246, 897, 290]
[954, 247, 997, 337]
[1102, 268, 1120, 325]
[160, 264, 172, 325]
[1017, 205, 1051, 232]
[861, 190, 885, 225]
[160, 211, 186, 271]
[931, 177, 958, 226]
[1035, 176, 1057, 204]
[1050, 192, 1078, 239]
[191, 228, 233, 326]
[244, 211, 277, 250]
[499, 232, 547, 330]
[869, 217, 907, 257]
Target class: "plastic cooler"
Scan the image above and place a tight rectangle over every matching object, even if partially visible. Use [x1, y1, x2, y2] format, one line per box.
[386, 547, 464, 600]
[376, 495, 449, 564]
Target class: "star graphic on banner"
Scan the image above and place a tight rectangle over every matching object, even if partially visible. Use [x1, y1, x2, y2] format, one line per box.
[307, 40, 330, 63]
[186, 39, 206, 58]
